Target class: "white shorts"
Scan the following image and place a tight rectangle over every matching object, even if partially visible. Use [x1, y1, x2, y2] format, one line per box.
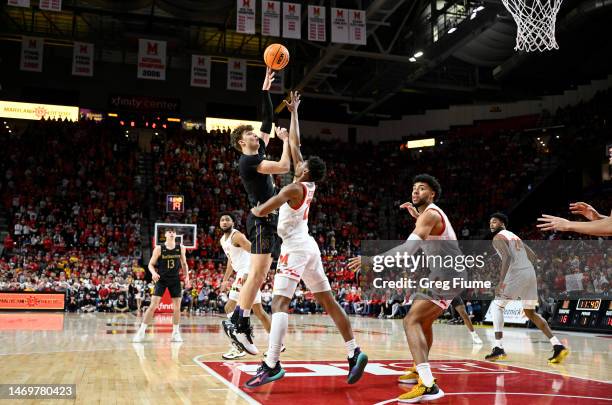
[229, 271, 261, 304]
[273, 242, 331, 299]
[496, 269, 538, 310]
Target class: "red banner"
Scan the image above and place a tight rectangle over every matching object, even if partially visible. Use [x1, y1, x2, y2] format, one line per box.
[0, 292, 65, 310]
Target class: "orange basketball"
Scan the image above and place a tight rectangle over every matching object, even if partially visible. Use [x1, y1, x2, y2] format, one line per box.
[263, 43, 290, 71]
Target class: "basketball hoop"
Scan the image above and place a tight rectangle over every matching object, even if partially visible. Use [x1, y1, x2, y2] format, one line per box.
[501, 0, 564, 52]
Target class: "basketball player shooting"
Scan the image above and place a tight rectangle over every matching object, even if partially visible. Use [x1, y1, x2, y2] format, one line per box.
[133, 226, 190, 343]
[349, 175, 462, 403]
[487, 213, 569, 364]
[228, 68, 292, 354]
[218, 214, 274, 360]
[243, 91, 368, 388]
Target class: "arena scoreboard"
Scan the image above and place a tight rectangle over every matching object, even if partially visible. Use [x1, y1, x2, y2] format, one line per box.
[166, 194, 184, 213]
[552, 299, 612, 333]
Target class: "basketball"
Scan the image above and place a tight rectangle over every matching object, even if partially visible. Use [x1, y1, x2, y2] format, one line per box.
[263, 43, 290, 70]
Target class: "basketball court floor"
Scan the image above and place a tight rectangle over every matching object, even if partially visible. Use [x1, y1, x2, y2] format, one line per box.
[1, 312, 610, 404]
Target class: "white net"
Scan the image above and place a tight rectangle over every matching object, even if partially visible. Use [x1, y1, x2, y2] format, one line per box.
[501, 0, 564, 52]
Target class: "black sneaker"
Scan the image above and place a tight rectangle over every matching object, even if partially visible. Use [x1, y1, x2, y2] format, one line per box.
[347, 347, 368, 384]
[229, 317, 258, 355]
[548, 345, 569, 364]
[244, 361, 285, 388]
[485, 346, 507, 362]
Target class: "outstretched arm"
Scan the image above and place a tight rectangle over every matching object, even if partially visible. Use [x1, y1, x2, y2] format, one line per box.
[537, 214, 612, 237]
[256, 127, 291, 174]
[284, 91, 303, 174]
[251, 183, 303, 217]
[259, 68, 275, 147]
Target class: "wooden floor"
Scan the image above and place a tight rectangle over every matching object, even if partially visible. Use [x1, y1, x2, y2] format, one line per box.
[1, 312, 611, 404]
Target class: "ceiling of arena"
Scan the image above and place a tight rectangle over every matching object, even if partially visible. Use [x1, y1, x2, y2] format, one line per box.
[1, 0, 611, 124]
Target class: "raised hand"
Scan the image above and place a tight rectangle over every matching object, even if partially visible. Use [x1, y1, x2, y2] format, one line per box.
[275, 126, 289, 141]
[400, 202, 420, 219]
[569, 202, 601, 221]
[284, 90, 301, 113]
[262, 67, 276, 91]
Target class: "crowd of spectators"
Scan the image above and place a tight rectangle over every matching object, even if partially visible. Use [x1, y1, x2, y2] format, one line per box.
[0, 88, 610, 325]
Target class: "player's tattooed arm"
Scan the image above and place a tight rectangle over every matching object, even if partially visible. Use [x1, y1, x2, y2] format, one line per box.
[251, 183, 303, 217]
[492, 235, 511, 295]
[148, 245, 161, 282]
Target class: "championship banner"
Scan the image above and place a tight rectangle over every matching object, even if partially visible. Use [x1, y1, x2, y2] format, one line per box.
[39, 0, 61, 11]
[261, 1, 280, 37]
[72, 42, 94, 77]
[484, 300, 529, 325]
[190, 55, 211, 88]
[282, 2, 301, 40]
[0, 292, 65, 310]
[227, 58, 246, 92]
[137, 39, 166, 80]
[7, 0, 30, 7]
[307, 5, 326, 42]
[20, 36, 43, 72]
[349, 9, 367, 45]
[331, 8, 349, 44]
[236, 0, 256, 34]
[269, 69, 284, 94]
[0, 100, 78, 121]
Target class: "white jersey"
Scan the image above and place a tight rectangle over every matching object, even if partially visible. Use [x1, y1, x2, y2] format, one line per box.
[277, 181, 316, 249]
[494, 229, 534, 273]
[220, 229, 251, 275]
[423, 203, 457, 241]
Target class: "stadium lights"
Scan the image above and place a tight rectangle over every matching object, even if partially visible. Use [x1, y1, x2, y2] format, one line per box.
[108, 113, 118, 117]
[414, 51, 424, 58]
[475, 6, 485, 12]
[167, 117, 181, 122]
[448, 27, 457, 34]
[409, 57, 417, 62]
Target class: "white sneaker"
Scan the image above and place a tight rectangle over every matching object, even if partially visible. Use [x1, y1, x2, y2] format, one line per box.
[222, 345, 246, 360]
[132, 330, 146, 343]
[171, 331, 183, 342]
[471, 333, 483, 345]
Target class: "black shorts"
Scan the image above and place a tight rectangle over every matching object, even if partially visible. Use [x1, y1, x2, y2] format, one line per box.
[246, 212, 280, 258]
[153, 277, 182, 298]
[451, 296, 464, 308]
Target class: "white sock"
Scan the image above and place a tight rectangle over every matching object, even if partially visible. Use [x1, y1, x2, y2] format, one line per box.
[173, 324, 180, 333]
[550, 336, 561, 346]
[227, 312, 233, 319]
[265, 312, 288, 369]
[345, 339, 357, 358]
[416, 363, 435, 387]
[138, 323, 148, 333]
[243, 308, 251, 317]
[495, 339, 503, 348]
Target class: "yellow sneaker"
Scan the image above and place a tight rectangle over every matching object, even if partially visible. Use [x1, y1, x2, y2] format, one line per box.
[548, 345, 569, 364]
[398, 367, 419, 384]
[398, 378, 445, 403]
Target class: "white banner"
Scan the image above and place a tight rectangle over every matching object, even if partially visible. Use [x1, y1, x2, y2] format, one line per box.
[137, 39, 166, 80]
[191, 55, 211, 88]
[261, 1, 280, 37]
[0, 100, 78, 121]
[484, 300, 529, 325]
[349, 9, 367, 45]
[269, 69, 284, 94]
[282, 2, 301, 40]
[7, 0, 30, 7]
[227, 59, 246, 92]
[39, 0, 61, 11]
[236, 0, 256, 34]
[308, 5, 326, 42]
[331, 8, 349, 44]
[565, 273, 584, 292]
[72, 42, 94, 77]
[20, 36, 43, 72]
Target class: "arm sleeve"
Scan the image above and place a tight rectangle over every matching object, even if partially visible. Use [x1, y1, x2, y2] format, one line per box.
[260, 90, 273, 134]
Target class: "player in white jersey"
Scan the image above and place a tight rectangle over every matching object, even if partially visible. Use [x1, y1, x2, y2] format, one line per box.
[486, 213, 569, 364]
[218, 214, 273, 360]
[350, 174, 465, 403]
[244, 91, 368, 389]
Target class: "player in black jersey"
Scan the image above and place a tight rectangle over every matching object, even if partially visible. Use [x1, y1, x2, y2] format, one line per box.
[133, 226, 190, 343]
[227, 68, 291, 355]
